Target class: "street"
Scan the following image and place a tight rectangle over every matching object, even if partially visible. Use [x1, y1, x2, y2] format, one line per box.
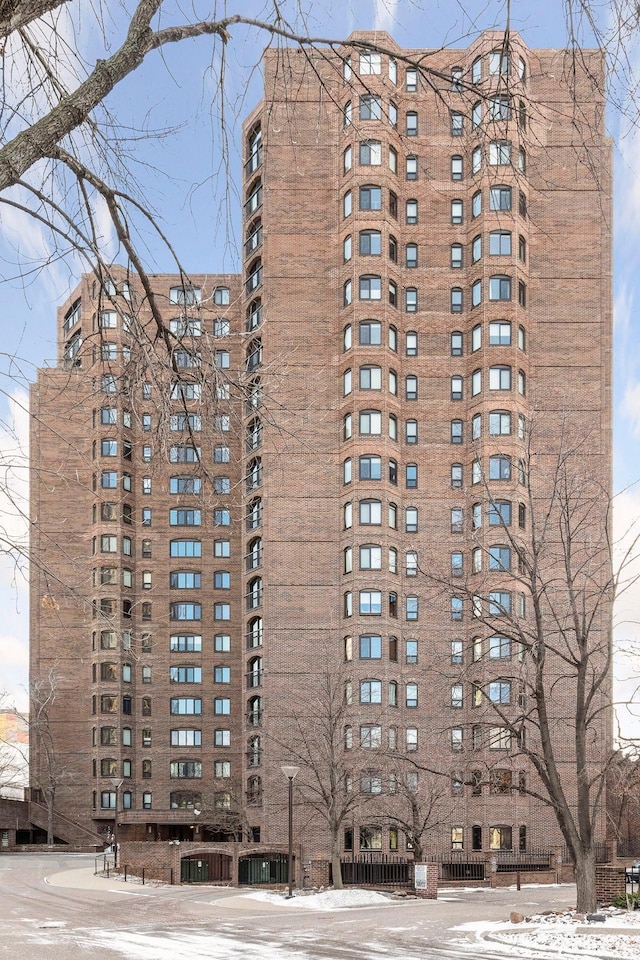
[0, 853, 580, 960]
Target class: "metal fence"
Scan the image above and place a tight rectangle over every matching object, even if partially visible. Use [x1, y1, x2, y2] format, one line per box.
[340, 855, 412, 887]
[562, 843, 612, 864]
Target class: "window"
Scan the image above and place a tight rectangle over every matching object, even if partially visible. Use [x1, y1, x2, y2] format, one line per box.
[170, 665, 202, 683]
[490, 186, 511, 211]
[489, 591, 511, 615]
[169, 508, 201, 527]
[360, 500, 382, 525]
[406, 155, 418, 180]
[171, 634, 202, 652]
[359, 229, 381, 255]
[518, 282, 527, 308]
[406, 67, 417, 91]
[518, 325, 526, 351]
[359, 275, 382, 300]
[489, 366, 511, 390]
[359, 634, 382, 659]
[489, 276, 512, 301]
[389, 145, 397, 172]
[359, 185, 382, 211]
[170, 571, 201, 589]
[406, 111, 418, 135]
[451, 684, 463, 708]
[359, 365, 382, 390]
[214, 603, 231, 620]
[450, 243, 463, 269]
[214, 509, 231, 526]
[406, 596, 418, 620]
[450, 111, 463, 136]
[406, 683, 418, 707]
[488, 728, 511, 751]
[170, 603, 201, 621]
[489, 411, 511, 435]
[170, 698, 202, 715]
[489, 321, 512, 345]
[405, 243, 418, 269]
[360, 140, 382, 165]
[360, 679, 382, 703]
[451, 464, 463, 489]
[360, 95, 382, 120]
[451, 507, 463, 533]
[451, 155, 463, 180]
[449, 419, 463, 445]
[405, 419, 418, 444]
[343, 146, 352, 173]
[406, 199, 418, 224]
[490, 500, 512, 526]
[405, 506, 418, 533]
[490, 455, 512, 480]
[214, 571, 231, 589]
[343, 280, 352, 306]
[451, 596, 463, 620]
[170, 445, 200, 463]
[450, 288, 463, 313]
[489, 545, 511, 571]
[519, 235, 527, 263]
[472, 146, 481, 174]
[490, 635, 511, 659]
[519, 191, 527, 218]
[359, 590, 382, 615]
[472, 191, 482, 219]
[359, 410, 382, 435]
[343, 190, 352, 218]
[451, 200, 462, 224]
[405, 287, 417, 313]
[489, 50, 509, 75]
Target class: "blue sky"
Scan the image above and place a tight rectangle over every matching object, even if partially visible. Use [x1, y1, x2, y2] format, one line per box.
[0, 0, 638, 733]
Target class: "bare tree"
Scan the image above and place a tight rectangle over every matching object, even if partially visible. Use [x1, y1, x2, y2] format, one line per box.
[381, 767, 451, 864]
[0, 704, 28, 799]
[418, 419, 636, 912]
[27, 668, 74, 844]
[276, 657, 390, 889]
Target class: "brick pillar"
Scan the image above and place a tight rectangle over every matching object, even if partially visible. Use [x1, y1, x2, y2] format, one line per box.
[413, 863, 438, 899]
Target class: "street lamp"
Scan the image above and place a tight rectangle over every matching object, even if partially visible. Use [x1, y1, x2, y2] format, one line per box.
[281, 764, 299, 898]
[111, 779, 124, 869]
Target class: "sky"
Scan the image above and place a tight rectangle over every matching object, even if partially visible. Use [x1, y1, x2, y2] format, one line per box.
[0, 0, 638, 739]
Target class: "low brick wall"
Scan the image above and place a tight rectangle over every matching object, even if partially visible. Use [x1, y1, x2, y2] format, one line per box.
[596, 865, 626, 905]
[491, 869, 558, 888]
[117, 840, 299, 886]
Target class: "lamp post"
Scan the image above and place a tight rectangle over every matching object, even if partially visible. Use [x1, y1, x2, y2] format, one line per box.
[111, 779, 124, 869]
[281, 764, 299, 898]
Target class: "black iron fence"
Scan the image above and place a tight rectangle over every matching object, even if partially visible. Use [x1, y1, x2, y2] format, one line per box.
[341, 854, 412, 887]
[562, 843, 612, 864]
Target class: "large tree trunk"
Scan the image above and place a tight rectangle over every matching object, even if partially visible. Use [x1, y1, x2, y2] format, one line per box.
[574, 847, 597, 913]
[330, 830, 343, 889]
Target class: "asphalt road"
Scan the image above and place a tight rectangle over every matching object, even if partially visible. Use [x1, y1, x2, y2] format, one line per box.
[0, 853, 579, 960]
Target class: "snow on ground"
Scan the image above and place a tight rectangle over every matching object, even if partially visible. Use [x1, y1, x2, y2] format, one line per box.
[454, 909, 640, 960]
[243, 887, 394, 910]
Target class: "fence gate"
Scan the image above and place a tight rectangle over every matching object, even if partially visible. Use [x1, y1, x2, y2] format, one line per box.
[238, 852, 289, 885]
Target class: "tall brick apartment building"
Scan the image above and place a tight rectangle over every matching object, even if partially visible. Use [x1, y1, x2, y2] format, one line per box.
[30, 30, 612, 878]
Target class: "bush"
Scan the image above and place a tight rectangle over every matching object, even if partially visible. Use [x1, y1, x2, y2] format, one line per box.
[610, 892, 640, 910]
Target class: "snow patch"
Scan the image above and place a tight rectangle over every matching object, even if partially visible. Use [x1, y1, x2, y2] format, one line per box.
[242, 888, 394, 910]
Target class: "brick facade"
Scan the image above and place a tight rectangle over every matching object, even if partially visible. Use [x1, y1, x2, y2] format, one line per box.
[30, 29, 612, 879]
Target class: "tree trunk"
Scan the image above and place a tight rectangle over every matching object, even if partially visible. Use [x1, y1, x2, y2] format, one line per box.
[330, 831, 343, 889]
[574, 846, 597, 913]
[47, 795, 54, 846]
